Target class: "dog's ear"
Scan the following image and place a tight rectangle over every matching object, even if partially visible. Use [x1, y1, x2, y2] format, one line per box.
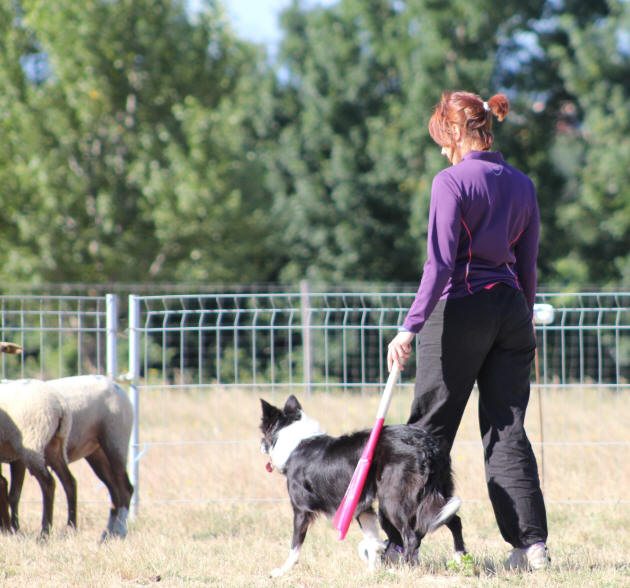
[283, 394, 302, 415]
[260, 398, 282, 428]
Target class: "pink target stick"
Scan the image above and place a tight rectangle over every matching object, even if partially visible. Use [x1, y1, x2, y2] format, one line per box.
[332, 362, 400, 540]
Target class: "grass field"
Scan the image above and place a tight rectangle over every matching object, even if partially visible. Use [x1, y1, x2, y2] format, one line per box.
[4, 385, 629, 587]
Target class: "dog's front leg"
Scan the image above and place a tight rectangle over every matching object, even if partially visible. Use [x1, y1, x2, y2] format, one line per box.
[270, 509, 312, 577]
[445, 514, 467, 562]
[356, 510, 385, 570]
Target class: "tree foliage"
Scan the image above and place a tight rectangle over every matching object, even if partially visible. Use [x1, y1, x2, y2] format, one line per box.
[266, 0, 549, 282]
[547, 0, 630, 287]
[0, 0, 278, 284]
[0, 0, 628, 289]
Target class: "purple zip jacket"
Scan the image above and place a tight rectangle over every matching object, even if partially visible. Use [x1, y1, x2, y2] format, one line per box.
[402, 150, 540, 334]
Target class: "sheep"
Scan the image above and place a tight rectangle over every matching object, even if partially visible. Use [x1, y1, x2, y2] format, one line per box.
[0, 342, 22, 355]
[45, 375, 134, 541]
[0, 379, 77, 538]
[0, 343, 22, 529]
[0, 409, 22, 530]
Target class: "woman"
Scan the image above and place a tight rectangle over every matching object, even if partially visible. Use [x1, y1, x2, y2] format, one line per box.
[387, 91, 549, 570]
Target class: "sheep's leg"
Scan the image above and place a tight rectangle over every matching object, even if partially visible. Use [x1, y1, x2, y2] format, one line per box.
[86, 448, 119, 539]
[99, 440, 134, 511]
[30, 466, 55, 538]
[46, 439, 77, 529]
[0, 469, 11, 531]
[8, 460, 26, 532]
[87, 447, 132, 539]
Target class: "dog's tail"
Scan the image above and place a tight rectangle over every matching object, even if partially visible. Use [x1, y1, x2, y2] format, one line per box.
[429, 495, 462, 532]
[416, 491, 462, 536]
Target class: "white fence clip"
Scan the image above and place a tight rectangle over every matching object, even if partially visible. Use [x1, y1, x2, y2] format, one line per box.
[533, 303, 555, 325]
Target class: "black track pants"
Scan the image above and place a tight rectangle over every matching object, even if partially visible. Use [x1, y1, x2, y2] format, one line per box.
[408, 284, 548, 548]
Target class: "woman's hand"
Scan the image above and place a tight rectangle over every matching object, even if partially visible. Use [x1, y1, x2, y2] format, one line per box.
[387, 330, 415, 372]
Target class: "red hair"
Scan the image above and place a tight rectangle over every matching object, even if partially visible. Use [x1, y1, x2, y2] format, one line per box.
[428, 91, 509, 150]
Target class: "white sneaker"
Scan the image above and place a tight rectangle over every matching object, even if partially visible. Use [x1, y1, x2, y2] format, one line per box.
[506, 542, 550, 571]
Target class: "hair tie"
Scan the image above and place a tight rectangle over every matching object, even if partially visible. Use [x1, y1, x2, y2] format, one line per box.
[483, 101, 490, 112]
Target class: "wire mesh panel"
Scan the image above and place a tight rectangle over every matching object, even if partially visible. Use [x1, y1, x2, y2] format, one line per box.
[2, 291, 627, 509]
[131, 290, 630, 390]
[535, 292, 630, 387]
[128, 289, 630, 507]
[0, 295, 110, 379]
[133, 291, 417, 392]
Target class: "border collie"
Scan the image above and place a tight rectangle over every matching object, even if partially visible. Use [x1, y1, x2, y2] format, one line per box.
[259, 395, 466, 576]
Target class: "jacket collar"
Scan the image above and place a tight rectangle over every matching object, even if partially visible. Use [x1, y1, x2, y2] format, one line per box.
[461, 150, 504, 163]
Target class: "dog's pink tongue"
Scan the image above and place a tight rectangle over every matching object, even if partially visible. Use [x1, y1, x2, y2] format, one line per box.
[265, 461, 273, 473]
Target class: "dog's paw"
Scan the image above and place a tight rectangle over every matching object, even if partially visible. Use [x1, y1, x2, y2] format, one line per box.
[269, 568, 284, 578]
[358, 538, 386, 568]
[357, 539, 370, 563]
[451, 550, 466, 564]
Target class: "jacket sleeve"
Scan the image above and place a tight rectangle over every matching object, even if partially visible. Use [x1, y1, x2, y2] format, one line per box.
[513, 183, 540, 312]
[402, 172, 461, 333]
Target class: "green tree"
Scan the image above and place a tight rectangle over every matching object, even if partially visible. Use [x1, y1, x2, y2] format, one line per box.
[545, 0, 630, 287]
[0, 0, 278, 284]
[267, 0, 552, 283]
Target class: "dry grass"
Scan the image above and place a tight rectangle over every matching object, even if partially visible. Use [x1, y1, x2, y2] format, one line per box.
[5, 385, 630, 587]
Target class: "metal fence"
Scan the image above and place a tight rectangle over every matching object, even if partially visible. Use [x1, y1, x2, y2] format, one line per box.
[1, 289, 628, 510]
[126, 287, 630, 508]
[4, 290, 628, 389]
[0, 294, 116, 380]
[534, 292, 630, 387]
[128, 288, 630, 391]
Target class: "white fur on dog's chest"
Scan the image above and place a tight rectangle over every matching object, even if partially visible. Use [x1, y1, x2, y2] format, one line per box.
[269, 412, 323, 471]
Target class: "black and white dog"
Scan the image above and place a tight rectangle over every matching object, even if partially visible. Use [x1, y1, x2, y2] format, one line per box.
[259, 395, 466, 576]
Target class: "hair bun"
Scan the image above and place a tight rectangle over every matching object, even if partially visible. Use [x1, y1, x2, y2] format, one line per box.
[487, 94, 509, 121]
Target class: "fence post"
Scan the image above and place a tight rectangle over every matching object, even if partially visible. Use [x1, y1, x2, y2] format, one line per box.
[533, 303, 554, 494]
[105, 294, 118, 378]
[300, 280, 313, 396]
[128, 295, 141, 517]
